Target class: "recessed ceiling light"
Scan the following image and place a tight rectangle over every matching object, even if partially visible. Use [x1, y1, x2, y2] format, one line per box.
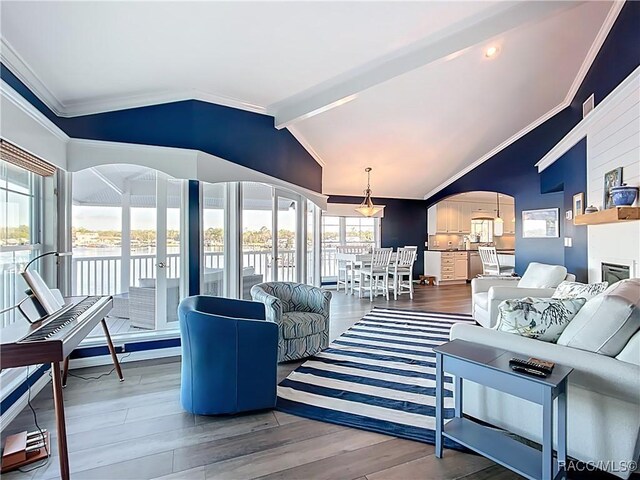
[484, 46, 499, 58]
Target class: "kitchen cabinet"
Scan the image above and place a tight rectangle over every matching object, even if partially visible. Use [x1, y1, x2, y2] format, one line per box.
[459, 203, 472, 233]
[428, 201, 514, 236]
[428, 202, 472, 234]
[424, 251, 468, 285]
[454, 255, 468, 280]
[436, 203, 448, 233]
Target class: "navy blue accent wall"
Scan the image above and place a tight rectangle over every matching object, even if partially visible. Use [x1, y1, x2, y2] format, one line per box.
[541, 139, 588, 281]
[188, 180, 201, 296]
[0, 65, 322, 193]
[425, 2, 640, 281]
[327, 195, 427, 278]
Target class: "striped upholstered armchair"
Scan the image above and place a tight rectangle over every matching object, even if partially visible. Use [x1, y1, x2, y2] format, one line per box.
[251, 282, 332, 362]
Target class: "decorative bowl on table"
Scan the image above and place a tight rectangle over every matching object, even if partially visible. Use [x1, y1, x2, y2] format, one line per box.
[610, 184, 639, 206]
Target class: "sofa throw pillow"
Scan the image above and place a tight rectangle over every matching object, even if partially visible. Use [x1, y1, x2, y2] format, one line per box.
[552, 281, 608, 301]
[496, 297, 586, 343]
[518, 263, 568, 288]
[557, 279, 640, 356]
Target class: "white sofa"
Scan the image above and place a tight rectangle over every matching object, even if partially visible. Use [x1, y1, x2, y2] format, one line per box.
[454, 279, 640, 478]
[471, 262, 575, 328]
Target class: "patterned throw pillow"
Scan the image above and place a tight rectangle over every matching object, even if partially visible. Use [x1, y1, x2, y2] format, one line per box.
[552, 281, 608, 301]
[496, 297, 586, 343]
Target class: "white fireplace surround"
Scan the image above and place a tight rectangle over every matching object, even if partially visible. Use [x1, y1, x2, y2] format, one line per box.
[537, 67, 640, 284]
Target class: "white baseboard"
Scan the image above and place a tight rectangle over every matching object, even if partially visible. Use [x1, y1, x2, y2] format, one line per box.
[0, 372, 51, 432]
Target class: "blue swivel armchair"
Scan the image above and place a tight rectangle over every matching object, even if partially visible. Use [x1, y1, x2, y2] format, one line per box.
[178, 296, 278, 415]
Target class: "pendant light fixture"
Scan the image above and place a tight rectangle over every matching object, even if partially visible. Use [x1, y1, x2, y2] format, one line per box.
[355, 167, 383, 217]
[494, 192, 504, 237]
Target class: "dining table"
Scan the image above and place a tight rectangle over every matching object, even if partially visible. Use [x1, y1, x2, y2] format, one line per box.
[335, 251, 398, 294]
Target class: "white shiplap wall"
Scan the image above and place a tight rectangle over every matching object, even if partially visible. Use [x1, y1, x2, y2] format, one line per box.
[587, 69, 640, 282]
[537, 67, 640, 282]
[587, 78, 640, 207]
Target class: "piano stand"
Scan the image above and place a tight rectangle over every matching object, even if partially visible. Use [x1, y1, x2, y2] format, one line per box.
[61, 318, 124, 387]
[52, 361, 70, 480]
[101, 318, 125, 382]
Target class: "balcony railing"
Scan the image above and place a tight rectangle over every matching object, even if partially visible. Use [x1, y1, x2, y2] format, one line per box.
[71, 249, 301, 296]
[1, 247, 339, 328]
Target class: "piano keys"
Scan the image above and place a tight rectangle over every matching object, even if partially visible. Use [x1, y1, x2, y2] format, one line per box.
[0, 296, 114, 369]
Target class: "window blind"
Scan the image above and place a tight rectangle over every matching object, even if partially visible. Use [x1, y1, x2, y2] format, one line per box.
[0, 139, 56, 177]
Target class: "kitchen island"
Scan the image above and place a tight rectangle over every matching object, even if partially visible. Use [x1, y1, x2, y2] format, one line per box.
[424, 249, 515, 284]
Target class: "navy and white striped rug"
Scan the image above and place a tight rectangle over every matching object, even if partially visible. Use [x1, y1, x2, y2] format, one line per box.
[276, 307, 476, 446]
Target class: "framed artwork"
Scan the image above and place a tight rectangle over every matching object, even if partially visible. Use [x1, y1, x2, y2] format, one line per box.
[522, 208, 560, 238]
[603, 167, 623, 209]
[573, 192, 584, 217]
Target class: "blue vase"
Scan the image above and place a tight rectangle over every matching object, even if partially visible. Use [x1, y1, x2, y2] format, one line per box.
[610, 185, 639, 206]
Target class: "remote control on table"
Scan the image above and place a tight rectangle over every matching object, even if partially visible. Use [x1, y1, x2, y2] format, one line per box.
[510, 364, 549, 377]
[509, 357, 553, 376]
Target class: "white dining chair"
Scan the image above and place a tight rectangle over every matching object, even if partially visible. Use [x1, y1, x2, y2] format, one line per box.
[335, 245, 369, 293]
[354, 247, 393, 301]
[389, 247, 417, 300]
[478, 247, 514, 276]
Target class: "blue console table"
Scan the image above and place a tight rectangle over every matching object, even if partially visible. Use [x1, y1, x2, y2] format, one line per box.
[433, 339, 573, 480]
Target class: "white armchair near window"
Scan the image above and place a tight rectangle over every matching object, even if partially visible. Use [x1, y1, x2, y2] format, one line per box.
[471, 262, 576, 328]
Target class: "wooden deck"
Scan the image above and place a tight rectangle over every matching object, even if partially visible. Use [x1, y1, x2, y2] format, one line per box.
[87, 316, 133, 338]
[0, 284, 620, 480]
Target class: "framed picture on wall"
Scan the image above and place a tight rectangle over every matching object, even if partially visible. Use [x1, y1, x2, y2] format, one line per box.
[522, 208, 560, 238]
[603, 167, 623, 209]
[573, 192, 584, 217]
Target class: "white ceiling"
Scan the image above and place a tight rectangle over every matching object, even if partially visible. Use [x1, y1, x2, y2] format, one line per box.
[0, 1, 617, 199]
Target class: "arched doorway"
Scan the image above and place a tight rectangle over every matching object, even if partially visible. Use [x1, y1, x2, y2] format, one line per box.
[426, 191, 515, 281]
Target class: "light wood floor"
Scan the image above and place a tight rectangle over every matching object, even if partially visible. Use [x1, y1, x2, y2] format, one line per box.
[0, 285, 616, 480]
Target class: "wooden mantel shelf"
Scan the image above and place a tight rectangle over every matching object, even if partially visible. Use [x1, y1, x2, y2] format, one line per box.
[574, 207, 640, 226]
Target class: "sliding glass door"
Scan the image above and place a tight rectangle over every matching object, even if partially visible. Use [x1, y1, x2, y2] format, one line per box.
[155, 176, 184, 330]
[202, 182, 226, 297]
[241, 182, 273, 299]
[238, 183, 305, 298]
[274, 190, 299, 283]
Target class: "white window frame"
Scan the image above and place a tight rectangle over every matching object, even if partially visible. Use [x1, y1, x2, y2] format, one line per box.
[0, 160, 44, 325]
[320, 214, 381, 282]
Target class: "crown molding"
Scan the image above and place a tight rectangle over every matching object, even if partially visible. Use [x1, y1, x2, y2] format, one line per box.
[423, 1, 624, 200]
[0, 79, 69, 142]
[0, 37, 66, 116]
[1, 37, 267, 118]
[423, 101, 568, 200]
[536, 65, 639, 173]
[286, 125, 326, 167]
[60, 89, 267, 117]
[563, 0, 625, 106]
